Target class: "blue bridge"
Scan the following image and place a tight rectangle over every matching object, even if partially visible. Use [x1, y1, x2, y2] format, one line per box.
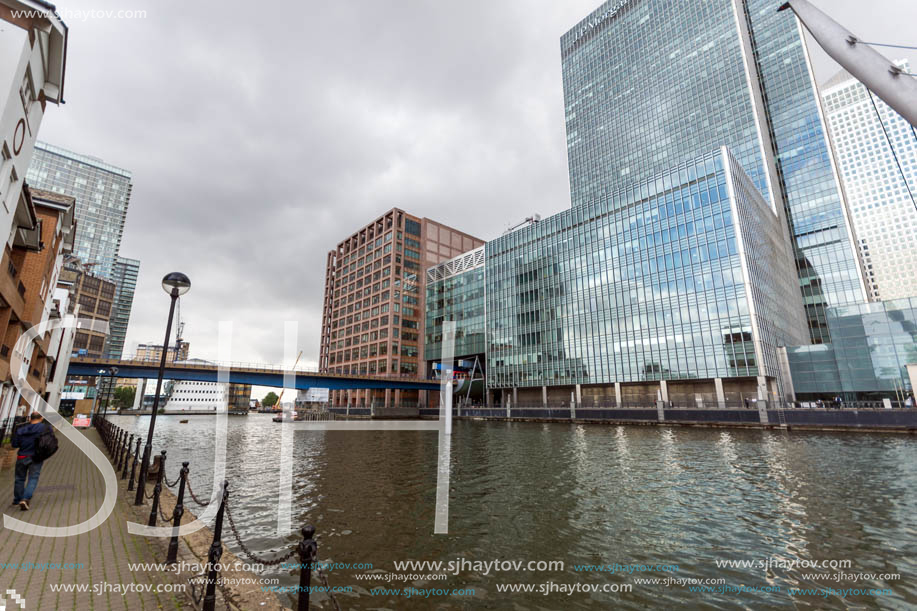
[67, 357, 440, 391]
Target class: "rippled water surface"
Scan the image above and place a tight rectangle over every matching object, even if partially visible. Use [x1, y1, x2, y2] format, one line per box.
[109, 415, 917, 609]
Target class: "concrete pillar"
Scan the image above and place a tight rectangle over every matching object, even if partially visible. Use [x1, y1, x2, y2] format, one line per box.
[487, 389, 494, 408]
[394, 389, 402, 407]
[385, 388, 391, 408]
[133, 378, 146, 411]
[542, 385, 548, 408]
[347, 389, 353, 407]
[512, 387, 518, 407]
[659, 380, 669, 403]
[615, 382, 622, 407]
[714, 377, 726, 409]
[756, 375, 769, 423]
[575, 384, 582, 407]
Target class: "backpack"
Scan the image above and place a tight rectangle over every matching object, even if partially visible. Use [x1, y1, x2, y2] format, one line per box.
[33, 425, 58, 462]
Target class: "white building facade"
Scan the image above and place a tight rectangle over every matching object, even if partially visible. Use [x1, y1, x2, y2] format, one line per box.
[822, 63, 917, 301]
[0, 0, 67, 246]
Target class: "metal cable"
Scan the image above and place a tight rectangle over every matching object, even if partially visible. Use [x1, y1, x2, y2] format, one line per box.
[867, 91, 917, 215]
[855, 41, 917, 51]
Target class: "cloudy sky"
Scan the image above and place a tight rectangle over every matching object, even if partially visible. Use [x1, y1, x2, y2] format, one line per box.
[35, 0, 917, 375]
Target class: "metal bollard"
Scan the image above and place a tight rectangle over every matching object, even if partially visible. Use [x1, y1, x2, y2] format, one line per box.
[297, 525, 317, 611]
[203, 480, 229, 611]
[128, 436, 141, 491]
[166, 461, 189, 564]
[121, 434, 133, 479]
[148, 450, 166, 527]
[118, 433, 128, 472]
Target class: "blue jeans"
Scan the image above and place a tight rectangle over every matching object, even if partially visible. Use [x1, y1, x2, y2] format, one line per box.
[13, 457, 43, 503]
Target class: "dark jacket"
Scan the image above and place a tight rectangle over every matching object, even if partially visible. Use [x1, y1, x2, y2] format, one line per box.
[11, 422, 48, 457]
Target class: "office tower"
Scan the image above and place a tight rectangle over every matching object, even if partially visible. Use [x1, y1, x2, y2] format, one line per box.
[560, 0, 867, 343]
[26, 141, 133, 281]
[109, 256, 140, 359]
[320, 208, 483, 407]
[822, 62, 917, 301]
[478, 149, 808, 405]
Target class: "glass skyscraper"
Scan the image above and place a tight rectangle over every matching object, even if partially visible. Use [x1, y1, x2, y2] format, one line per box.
[26, 141, 139, 358]
[110, 256, 140, 359]
[822, 61, 917, 302]
[561, 0, 866, 343]
[26, 141, 133, 280]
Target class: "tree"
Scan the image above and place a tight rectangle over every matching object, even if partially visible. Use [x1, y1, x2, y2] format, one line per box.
[262, 391, 279, 407]
[113, 386, 136, 409]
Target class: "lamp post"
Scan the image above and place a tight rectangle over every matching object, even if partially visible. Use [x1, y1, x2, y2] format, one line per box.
[135, 272, 190, 505]
[102, 367, 119, 417]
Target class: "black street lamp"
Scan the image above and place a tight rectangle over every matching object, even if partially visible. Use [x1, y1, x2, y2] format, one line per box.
[102, 367, 119, 417]
[135, 272, 190, 505]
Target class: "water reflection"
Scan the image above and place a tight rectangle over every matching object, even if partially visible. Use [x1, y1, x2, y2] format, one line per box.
[108, 415, 917, 609]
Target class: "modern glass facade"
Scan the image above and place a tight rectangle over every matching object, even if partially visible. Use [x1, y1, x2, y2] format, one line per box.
[425, 247, 486, 363]
[109, 256, 140, 359]
[26, 141, 133, 281]
[485, 148, 807, 397]
[561, 0, 866, 344]
[786, 298, 917, 400]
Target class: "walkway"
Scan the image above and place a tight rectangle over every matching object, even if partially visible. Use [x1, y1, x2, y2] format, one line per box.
[0, 428, 187, 610]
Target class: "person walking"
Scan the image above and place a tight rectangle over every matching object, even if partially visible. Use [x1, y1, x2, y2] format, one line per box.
[11, 412, 53, 511]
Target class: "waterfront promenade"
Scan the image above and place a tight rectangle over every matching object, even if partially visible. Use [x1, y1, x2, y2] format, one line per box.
[0, 428, 187, 609]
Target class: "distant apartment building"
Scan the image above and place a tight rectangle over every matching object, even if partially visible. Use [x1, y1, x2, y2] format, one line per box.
[0, 1, 67, 249]
[319, 207, 483, 407]
[134, 341, 191, 363]
[26, 141, 139, 357]
[822, 62, 917, 301]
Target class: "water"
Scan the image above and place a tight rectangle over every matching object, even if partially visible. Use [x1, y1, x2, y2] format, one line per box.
[109, 414, 917, 609]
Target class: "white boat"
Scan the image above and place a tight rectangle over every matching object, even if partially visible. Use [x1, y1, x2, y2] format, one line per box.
[163, 379, 228, 414]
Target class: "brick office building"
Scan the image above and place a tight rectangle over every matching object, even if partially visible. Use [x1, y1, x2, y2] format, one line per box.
[59, 263, 116, 358]
[319, 208, 483, 407]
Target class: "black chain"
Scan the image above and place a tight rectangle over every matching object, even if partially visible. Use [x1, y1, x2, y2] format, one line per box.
[158, 501, 174, 524]
[224, 500, 297, 567]
[185, 477, 211, 507]
[144, 487, 156, 500]
[164, 472, 181, 488]
[317, 562, 342, 611]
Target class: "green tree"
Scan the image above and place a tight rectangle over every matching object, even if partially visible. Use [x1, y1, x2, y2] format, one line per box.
[262, 391, 279, 407]
[113, 386, 136, 408]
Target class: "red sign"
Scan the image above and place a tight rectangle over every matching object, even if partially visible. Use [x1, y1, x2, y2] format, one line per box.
[72, 416, 91, 428]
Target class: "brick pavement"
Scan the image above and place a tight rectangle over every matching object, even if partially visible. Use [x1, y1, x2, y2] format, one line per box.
[0, 428, 188, 610]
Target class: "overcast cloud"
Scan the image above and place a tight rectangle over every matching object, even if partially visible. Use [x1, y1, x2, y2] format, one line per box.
[35, 0, 917, 373]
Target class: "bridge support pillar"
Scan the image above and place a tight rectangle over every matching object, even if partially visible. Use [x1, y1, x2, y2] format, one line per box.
[385, 389, 391, 408]
[542, 386, 547, 408]
[615, 382, 622, 408]
[394, 389, 402, 407]
[133, 378, 146, 411]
